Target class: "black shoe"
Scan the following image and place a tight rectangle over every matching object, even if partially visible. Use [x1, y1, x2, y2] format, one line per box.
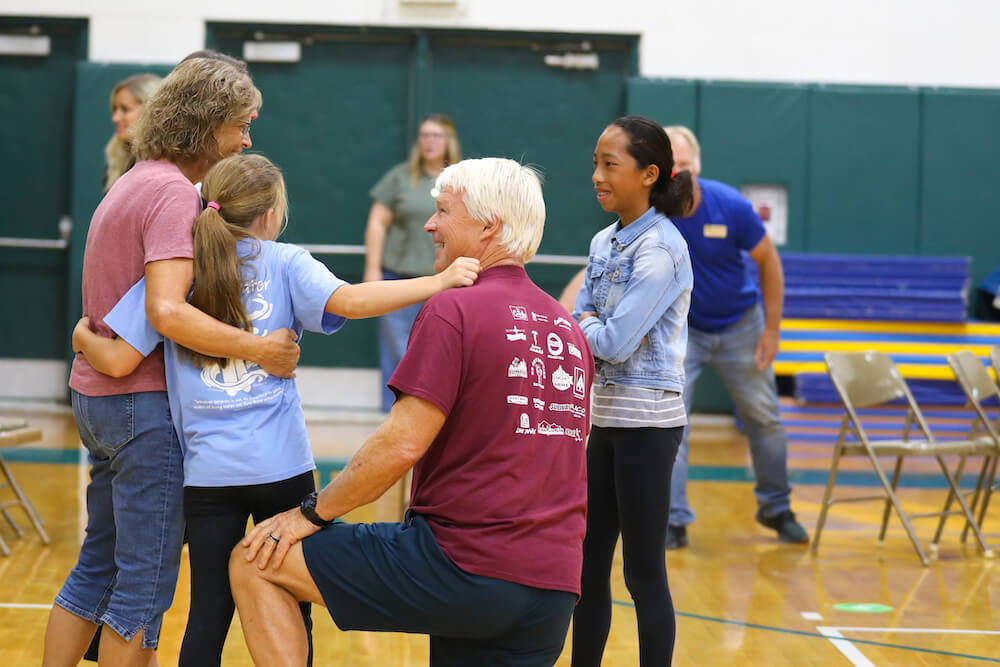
[756, 509, 809, 544]
[665, 524, 688, 550]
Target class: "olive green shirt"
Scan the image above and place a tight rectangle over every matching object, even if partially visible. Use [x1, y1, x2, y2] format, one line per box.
[370, 162, 438, 277]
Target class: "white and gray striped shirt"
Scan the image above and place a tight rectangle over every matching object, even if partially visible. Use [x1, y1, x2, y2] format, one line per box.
[590, 384, 687, 429]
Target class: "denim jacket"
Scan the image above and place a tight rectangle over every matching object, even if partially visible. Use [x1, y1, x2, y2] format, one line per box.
[574, 207, 693, 392]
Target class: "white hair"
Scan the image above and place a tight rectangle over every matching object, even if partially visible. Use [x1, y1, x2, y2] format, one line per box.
[435, 158, 545, 262]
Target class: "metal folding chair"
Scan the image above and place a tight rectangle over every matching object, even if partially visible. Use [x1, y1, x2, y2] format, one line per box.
[814, 351, 993, 566]
[932, 350, 1000, 546]
[0, 421, 51, 555]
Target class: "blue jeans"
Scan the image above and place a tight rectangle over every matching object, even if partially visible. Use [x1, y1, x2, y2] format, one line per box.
[377, 269, 424, 412]
[668, 304, 792, 526]
[57, 390, 185, 649]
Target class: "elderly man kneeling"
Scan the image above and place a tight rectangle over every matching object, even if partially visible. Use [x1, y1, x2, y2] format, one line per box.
[229, 158, 594, 667]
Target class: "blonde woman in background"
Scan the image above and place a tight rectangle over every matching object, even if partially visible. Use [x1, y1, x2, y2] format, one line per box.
[363, 113, 462, 411]
[103, 73, 161, 192]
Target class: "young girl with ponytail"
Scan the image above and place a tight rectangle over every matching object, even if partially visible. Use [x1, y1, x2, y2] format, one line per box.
[570, 116, 694, 667]
[72, 153, 479, 666]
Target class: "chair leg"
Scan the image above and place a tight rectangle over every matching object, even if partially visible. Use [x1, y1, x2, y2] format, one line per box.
[932, 455, 968, 546]
[811, 442, 844, 556]
[959, 456, 991, 544]
[968, 455, 998, 544]
[879, 457, 904, 543]
[0, 458, 49, 545]
[866, 452, 930, 566]
[935, 455, 990, 555]
[1, 507, 23, 537]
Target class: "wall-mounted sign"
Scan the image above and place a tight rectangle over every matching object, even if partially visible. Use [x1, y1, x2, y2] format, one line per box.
[741, 183, 787, 246]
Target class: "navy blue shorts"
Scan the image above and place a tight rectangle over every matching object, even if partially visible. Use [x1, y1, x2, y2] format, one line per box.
[301, 514, 576, 666]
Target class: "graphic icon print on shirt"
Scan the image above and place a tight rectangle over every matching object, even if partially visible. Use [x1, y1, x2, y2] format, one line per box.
[506, 326, 527, 341]
[509, 305, 528, 321]
[567, 342, 582, 360]
[515, 412, 536, 435]
[529, 331, 544, 355]
[551, 366, 572, 391]
[508, 357, 528, 378]
[546, 333, 564, 360]
[573, 367, 586, 399]
[200, 359, 270, 397]
[531, 358, 546, 389]
[531, 312, 549, 323]
[553, 316, 573, 330]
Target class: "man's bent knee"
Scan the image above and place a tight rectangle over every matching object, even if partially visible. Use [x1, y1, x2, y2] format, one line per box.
[228, 542, 325, 607]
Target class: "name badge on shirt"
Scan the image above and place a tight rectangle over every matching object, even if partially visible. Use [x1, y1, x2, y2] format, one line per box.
[703, 224, 728, 239]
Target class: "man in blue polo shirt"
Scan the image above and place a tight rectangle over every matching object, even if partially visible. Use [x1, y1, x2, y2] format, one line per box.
[660, 125, 807, 549]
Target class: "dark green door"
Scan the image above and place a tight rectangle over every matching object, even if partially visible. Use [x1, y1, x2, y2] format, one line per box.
[211, 25, 416, 367]
[428, 33, 634, 294]
[0, 18, 85, 360]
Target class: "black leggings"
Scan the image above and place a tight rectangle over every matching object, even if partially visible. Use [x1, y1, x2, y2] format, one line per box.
[179, 471, 316, 667]
[571, 425, 682, 667]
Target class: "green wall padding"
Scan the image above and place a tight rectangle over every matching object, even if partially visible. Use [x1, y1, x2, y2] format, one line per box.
[920, 88, 1000, 291]
[625, 77, 697, 129]
[0, 18, 85, 359]
[807, 86, 920, 254]
[698, 81, 810, 251]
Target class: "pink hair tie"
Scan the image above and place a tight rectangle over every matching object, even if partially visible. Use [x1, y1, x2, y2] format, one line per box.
[206, 201, 220, 211]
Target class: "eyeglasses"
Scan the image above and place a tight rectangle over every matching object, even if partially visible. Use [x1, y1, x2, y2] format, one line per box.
[238, 120, 252, 138]
[419, 131, 446, 141]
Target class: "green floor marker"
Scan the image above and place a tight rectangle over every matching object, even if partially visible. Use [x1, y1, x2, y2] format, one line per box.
[834, 603, 893, 613]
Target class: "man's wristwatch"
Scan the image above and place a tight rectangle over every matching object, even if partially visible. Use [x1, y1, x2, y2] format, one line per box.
[299, 491, 335, 527]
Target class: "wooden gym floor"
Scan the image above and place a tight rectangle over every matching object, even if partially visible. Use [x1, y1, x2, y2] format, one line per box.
[0, 404, 997, 666]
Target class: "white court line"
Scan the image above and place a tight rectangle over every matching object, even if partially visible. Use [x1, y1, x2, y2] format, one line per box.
[801, 611, 823, 621]
[0, 603, 50, 609]
[817, 627, 877, 667]
[828, 627, 1000, 635]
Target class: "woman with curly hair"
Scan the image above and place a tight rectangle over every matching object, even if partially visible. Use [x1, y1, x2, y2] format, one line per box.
[42, 56, 300, 667]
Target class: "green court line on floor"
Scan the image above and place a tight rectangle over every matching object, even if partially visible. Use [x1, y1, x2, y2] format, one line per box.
[3, 448, 982, 489]
[610, 600, 1000, 663]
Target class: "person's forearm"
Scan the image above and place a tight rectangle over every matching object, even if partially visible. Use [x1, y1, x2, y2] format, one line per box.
[314, 414, 427, 520]
[76, 329, 131, 377]
[148, 299, 263, 361]
[327, 276, 440, 319]
[758, 256, 784, 332]
[364, 214, 389, 276]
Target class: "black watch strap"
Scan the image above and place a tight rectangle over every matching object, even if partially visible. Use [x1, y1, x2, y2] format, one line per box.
[300, 491, 334, 527]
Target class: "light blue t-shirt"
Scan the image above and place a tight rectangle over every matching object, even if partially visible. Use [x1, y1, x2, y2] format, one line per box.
[105, 239, 348, 487]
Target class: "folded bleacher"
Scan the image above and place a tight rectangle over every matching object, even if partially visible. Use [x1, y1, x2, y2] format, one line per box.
[752, 252, 1000, 405]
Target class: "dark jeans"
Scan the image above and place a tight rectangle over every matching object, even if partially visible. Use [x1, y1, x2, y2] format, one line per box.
[572, 425, 683, 667]
[179, 471, 316, 667]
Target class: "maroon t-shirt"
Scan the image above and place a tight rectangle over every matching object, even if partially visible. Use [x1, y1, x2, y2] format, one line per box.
[69, 160, 200, 397]
[390, 264, 593, 595]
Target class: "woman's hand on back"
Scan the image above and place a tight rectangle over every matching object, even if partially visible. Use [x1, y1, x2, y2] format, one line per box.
[255, 328, 300, 378]
[437, 257, 481, 290]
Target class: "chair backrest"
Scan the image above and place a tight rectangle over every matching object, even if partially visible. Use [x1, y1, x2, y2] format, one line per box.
[948, 350, 1000, 406]
[991, 345, 1000, 385]
[824, 351, 907, 408]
